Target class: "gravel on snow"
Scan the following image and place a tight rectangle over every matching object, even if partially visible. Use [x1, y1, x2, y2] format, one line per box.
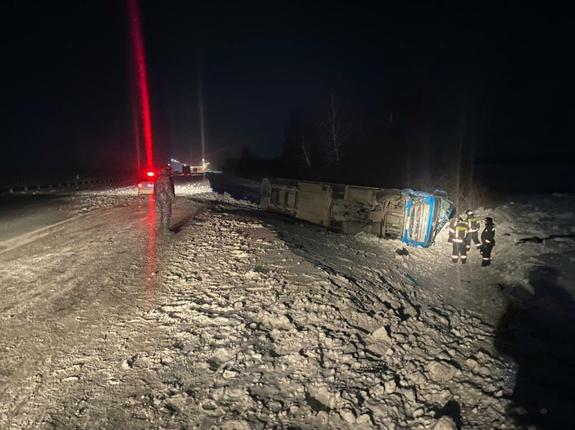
[0, 185, 573, 429]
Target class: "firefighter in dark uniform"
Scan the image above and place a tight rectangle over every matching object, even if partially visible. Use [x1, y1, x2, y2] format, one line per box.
[465, 209, 481, 250]
[480, 217, 495, 266]
[452, 216, 469, 264]
[155, 165, 176, 233]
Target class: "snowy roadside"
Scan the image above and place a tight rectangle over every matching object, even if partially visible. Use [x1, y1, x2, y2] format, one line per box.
[70, 181, 213, 213]
[1, 201, 511, 429]
[138, 205, 518, 430]
[0, 186, 573, 429]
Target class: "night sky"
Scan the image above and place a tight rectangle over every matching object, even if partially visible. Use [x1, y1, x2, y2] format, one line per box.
[5, 1, 574, 183]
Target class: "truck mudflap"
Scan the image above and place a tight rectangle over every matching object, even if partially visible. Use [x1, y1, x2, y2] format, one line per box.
[400, 189, 454, 248]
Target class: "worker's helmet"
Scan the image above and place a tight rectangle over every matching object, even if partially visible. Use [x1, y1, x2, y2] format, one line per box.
[484, 217, 493, 224]
[466, 209, 474, 216]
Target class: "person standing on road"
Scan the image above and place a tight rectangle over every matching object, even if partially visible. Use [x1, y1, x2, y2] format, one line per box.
[452, 216, 469, 264]
[480, 217, 495, 266]
[155, 165, 176, 233]
[465, 209, 481, 251]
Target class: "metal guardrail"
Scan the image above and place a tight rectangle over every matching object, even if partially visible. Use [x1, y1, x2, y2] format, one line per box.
[0, 177, 127, 196]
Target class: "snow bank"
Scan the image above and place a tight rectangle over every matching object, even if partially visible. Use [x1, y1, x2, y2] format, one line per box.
[175, 181, 212, 196]
[357, 194, 575, 297]
[74, 181, 213, 198]
[1, 191, 572, 429]
[136, 208, 519, 429]
[68, 181, 214, 213]
[190, 191, 258, 208]
[75, 185, 141, 196]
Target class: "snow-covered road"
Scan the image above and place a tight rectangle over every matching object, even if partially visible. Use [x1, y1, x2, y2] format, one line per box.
[0, 182, 574, 429]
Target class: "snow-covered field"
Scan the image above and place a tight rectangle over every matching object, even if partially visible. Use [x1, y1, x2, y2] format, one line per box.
[0, 183, 573, 429]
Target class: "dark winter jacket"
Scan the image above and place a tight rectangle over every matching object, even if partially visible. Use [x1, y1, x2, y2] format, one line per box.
[481, 224, 495, 245]
[155, 173, 175, 203]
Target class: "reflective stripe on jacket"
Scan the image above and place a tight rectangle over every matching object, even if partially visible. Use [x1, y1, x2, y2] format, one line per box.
[481, 225, 495, 244]
[454, 221, 468, 242]
[467, 216, 480, 232]
[448, 219, 456, 240]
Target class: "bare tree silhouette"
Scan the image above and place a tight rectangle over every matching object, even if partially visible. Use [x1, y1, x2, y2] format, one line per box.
[323, 93, 351, 164]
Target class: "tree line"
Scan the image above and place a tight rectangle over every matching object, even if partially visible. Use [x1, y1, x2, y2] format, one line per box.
[225, 81, 487, 209]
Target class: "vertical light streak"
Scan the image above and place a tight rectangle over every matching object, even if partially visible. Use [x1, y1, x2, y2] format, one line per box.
[198, 68, 206, 164]
[128, 0, 154, 168]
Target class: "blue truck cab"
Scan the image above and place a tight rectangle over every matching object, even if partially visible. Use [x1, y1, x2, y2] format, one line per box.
[401, 190, 454, 247]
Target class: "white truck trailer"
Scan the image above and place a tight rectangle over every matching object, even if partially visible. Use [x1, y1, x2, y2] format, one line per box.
[260, 178, 454, 248]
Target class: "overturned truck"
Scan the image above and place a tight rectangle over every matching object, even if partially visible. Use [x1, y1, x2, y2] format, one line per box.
[260, 178, 454, 248]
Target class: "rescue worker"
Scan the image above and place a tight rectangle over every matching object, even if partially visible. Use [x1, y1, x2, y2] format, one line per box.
[480, 217, 495, 266]
[155, 165, 176, 233]
[465, 209, 481, 250]
[447, 216, 457, 243]
[452, 216, 469, 264]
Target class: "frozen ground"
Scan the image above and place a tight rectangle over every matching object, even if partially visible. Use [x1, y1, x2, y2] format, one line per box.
[0, 180, 573, 429]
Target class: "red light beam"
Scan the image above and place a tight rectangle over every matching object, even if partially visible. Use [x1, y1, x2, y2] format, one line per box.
[128, 0, 154, 168]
